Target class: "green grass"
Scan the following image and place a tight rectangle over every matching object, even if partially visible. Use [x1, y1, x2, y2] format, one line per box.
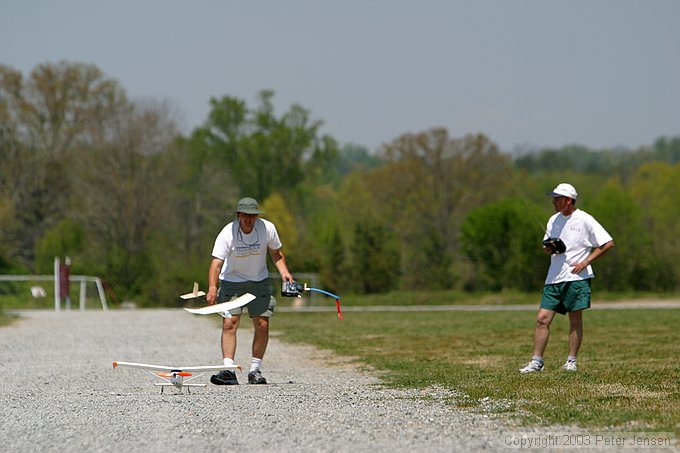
[330, 289, 541, 306]
[273, 308, 680, 432]
[308, 289, 680, 307]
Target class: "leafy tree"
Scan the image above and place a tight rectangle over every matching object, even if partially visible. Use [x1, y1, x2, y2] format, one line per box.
[0, 62, 129, 268]
[514, 145, 622, 174]
[585, 178, 652, 291]
[404, 224, 452, 290]
[513, 136, 680, 180]
[0, 61, 128, 155]
[0, 250, 27, 274]
[460, 198, 545, 291]
[368, 129, 511, 289]
[331, 173, 400, 293]
[295, 185, 347, 289]
[173, 129, 240, 255]
[350, 221, 400, 294]
[319, 225, 347, 294]
[34, 218, 85, 273]
[628, 162, 680, 290]
[336, 143, 382, 176]
[652, 136, 680, 163]
[302, 134, 341, 189]
[261, 192, 299, 268]
[69, 101, 180, 301]
[195, 90, 336, 202]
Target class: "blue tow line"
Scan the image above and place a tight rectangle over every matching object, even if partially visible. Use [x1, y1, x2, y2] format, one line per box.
[306, 287, 343, 320]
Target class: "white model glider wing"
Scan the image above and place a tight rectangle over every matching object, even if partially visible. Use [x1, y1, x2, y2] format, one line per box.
[183, 293, 256, 315]
[180, 282, 206, 300]
[113, 361, 240, 372]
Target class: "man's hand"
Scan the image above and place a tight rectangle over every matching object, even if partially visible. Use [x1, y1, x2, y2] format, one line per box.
[571, 240, 615, 274]
[571, 260, 590, 274]
[543, 237, 566, 254]
[206, 287, 218, 305]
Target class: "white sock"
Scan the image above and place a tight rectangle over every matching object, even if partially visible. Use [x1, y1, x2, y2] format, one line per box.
[223, 357, 235, 367]
[567, 356, 577, 363]
[532, 356, 544, 364]
[250, 357, 262, 373]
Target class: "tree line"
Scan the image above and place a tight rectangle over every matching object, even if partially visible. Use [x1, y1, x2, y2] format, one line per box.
[1, 61, 679, 305]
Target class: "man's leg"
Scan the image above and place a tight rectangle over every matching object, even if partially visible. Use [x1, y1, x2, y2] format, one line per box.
[251, 316, 269, 359]
[567, 310, 583, 358]
[211, 314, 241, 385]
[248, 316, 269, 384]
[534, 308, 557, 357]
[521, 308, 557, 373]
[221, 314, 241, 360]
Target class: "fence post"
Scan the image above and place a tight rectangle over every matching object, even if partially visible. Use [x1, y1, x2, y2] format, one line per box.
[54, 257, 60, 312]
[95, 278, 109, 311]
[79, 279, 87, 311]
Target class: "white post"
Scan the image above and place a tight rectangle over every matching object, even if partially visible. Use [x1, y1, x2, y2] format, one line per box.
[64, 256, 72, 311]
[54, 256, 60, 312]
[95, 278, 109, 311]
[79, 279, 87, 311]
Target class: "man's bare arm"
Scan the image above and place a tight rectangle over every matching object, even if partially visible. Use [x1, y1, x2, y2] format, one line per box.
[207, 257, 224, 304]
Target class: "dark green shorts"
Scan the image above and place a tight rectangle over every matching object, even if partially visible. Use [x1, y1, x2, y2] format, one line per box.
[218, 279, 276, 318]
[540, 279, 592, 315]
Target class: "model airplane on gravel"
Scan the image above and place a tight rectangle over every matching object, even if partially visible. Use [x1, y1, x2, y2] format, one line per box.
[112, 361, 242, 394]
[112, 284, 254, 393]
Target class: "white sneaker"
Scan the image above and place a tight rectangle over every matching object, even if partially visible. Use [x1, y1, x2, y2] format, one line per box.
[562, 360, 577, 371]
[519, 360, 544, 373]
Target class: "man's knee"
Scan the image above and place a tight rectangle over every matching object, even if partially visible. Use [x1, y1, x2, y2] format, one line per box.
[252, 316, 269, 332]
[536, 310, 554, 328]
[222, 316, 240, 333]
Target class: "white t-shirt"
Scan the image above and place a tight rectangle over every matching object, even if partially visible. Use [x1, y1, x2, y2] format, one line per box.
[544, 209, 613, 284]
[211, 218, 283, 282]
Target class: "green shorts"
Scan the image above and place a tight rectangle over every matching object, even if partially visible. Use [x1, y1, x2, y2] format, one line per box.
[218, 279, 276, 318]
[540, 279, 592, 315]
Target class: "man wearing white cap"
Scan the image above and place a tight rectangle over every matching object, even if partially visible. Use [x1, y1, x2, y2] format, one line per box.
[207, 197, 294, 385]
[520, 183, 615, 373]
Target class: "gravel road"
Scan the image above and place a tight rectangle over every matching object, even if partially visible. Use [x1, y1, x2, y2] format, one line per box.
[1, 308, 674, 453]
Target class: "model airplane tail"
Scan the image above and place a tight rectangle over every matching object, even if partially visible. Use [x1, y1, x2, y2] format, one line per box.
[180, 282, 206, 300]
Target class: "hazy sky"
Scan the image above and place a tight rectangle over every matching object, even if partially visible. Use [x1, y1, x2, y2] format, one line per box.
[2, 0, 679, 153]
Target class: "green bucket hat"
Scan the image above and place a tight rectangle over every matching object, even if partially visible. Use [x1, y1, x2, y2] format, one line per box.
[235, 197, 266, 215]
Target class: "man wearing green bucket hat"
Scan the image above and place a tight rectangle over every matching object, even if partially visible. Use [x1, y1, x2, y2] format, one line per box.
[207, 197, 294, 385]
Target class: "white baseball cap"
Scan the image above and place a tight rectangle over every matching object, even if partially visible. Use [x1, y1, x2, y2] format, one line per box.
[548, 183, 578, 199]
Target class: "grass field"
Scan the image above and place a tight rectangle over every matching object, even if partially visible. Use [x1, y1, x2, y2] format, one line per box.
[304, 288, 680, 307]
[272, 307, 680, 432]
